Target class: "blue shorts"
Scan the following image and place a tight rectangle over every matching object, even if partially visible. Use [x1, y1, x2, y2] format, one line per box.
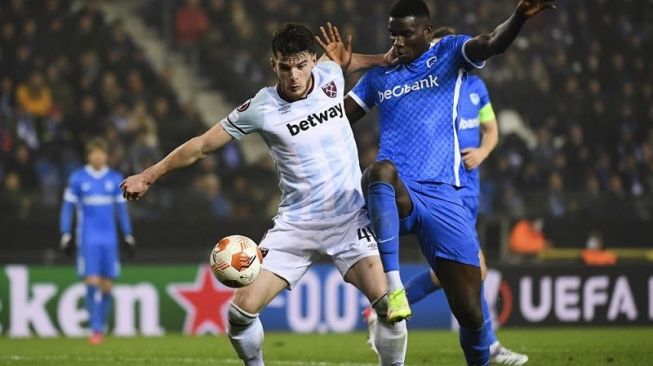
[77, 244, 120, 279]
[460, 195, 479, 227]
[399, 179, 480, 269]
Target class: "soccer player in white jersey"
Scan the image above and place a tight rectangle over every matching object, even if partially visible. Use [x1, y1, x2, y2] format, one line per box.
[120, 24, 407, 366]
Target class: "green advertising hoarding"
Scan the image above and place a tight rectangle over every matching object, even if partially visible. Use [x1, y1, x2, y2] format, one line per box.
[0, 265, 237, 337]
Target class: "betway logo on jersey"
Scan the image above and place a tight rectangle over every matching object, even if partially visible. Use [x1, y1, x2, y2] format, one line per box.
[286, 103, 343, 136]
[378, 75, 439, 103]
[459, 117, 480, 130]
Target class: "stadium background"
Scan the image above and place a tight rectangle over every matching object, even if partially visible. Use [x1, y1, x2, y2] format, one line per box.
[1, 0, 652, 364]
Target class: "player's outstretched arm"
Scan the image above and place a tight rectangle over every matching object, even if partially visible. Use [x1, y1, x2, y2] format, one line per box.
[120, 122, 233, 201]
[464, 0, 556, 62]
[316, 22, 395, 74]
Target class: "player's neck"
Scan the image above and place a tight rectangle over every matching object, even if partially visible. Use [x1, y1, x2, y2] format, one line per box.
[86, 164, 108, 175]
[277, 74, 314, 103]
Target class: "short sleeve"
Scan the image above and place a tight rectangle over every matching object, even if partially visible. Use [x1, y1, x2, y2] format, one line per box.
[347, 70, 377, 113]
[445, 35, 485, 70]
[317, 60, 344, 79]
[113, 172, 127, 203]
[220, 92, 265, 140]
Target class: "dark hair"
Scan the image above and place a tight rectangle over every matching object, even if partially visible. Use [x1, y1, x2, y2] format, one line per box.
[86, 137, 109, 154]
[432, 26, 455, 39]
[389, 0, 430, 19]
[271, 23, 318, 57]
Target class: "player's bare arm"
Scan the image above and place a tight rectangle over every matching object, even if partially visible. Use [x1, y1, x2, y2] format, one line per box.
[344, 96, 367, 124]
[464, 0, 556, 62]
[316, 22, 396, 74]
[462, 117, 498, 170]
[120, 123, 232, 201]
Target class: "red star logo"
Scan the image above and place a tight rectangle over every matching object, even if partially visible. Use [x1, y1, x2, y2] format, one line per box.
[167, 265, 235, 334]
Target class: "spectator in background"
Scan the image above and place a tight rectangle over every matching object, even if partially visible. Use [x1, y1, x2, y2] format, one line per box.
[0, 76, 16, 118]
[6, 143, 38, 190]
[1, 171, 33, 219]
[509, 217, 551, 257]
[16, 71, 52, 118]
[198, 173, 231, 218]
[175, 0, 209, 45]
[581, 231, 617, 266]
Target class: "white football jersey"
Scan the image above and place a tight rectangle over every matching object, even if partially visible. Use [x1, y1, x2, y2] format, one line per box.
[220, 61, 364, 221]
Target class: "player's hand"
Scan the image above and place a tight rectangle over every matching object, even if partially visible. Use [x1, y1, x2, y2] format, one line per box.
[461, 147, 489, 170]
[383, 46, 398, 66]
[60, 233, 73, 257]
[315, 22, 352, 69]
[123, 234, 136, 258]
[120, 173, 151, 201]
[516, 0, 556, 18]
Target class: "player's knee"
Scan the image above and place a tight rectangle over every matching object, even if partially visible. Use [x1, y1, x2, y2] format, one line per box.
[85, 276, 100, 286]
[231, 289, 265, 315]
[367, 160, 398, 184]
[430, 270, 442, 287]
[228, 302, 259, 328]
[454, 300, 484, 329]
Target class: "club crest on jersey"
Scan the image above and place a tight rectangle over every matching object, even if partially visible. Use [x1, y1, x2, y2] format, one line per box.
[470, 93, 480, 106]
[321, 81, 337, 98]
[237, 99, 251, 112]
[426, 56, 438, 68]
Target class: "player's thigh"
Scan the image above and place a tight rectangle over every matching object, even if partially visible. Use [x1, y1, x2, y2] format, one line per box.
[344, 256, 386, 303]
[78, 244, 102, 279]
[99, 244, 120, 279]
[417, 186, 480, 268]
[461, 195, 479, 226]
[258, 217, 317, 290]
[327, 209, 383, 301]
[231, 269, 288, 314]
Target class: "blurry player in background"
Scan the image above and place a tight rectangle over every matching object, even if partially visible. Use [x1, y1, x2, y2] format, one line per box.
[334, 0, 555, 364]
[365, 26, 527, 365]
[59, 138, 135, 345]
[120, 24, 407, 365]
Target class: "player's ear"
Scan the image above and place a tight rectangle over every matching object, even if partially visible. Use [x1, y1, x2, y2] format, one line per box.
[269, 56, 277, 72]
[423, 24, 433, 41]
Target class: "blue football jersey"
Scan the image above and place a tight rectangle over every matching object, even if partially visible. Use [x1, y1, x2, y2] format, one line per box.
[349, 35, 484, 186]
[60, 166, 132, 247]
[457, 75, 492, 197]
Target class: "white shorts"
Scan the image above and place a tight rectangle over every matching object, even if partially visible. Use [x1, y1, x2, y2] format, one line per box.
[260, 209, 379, 289]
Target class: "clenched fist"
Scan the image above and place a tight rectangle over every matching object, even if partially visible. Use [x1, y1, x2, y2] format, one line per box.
[120, 173, 152, 201]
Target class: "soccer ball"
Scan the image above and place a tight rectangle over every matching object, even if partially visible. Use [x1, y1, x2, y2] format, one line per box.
[209, 235, 263, 288]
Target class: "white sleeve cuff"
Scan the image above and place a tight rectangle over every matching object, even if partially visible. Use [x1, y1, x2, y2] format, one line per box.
[347, 91, 371, 113]
[462, 39, 486, 69]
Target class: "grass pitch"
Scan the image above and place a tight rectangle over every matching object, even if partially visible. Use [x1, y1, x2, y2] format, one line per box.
[1, 328, 652, 365]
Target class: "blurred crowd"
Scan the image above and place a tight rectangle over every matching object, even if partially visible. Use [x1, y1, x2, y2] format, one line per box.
[142, 0, 653, 227]
[0, 0, 284, 222]
[2, 0, 653, 239]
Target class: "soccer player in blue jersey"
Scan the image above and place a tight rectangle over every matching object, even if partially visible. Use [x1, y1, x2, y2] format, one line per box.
[386, 26, 526, 365]
[60, 138, 135, 344]
[335, 0, 555, 364]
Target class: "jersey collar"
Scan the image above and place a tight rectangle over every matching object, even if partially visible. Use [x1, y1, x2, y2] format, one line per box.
[85, 165, 109, 179]
[274, 72, 316, 104]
